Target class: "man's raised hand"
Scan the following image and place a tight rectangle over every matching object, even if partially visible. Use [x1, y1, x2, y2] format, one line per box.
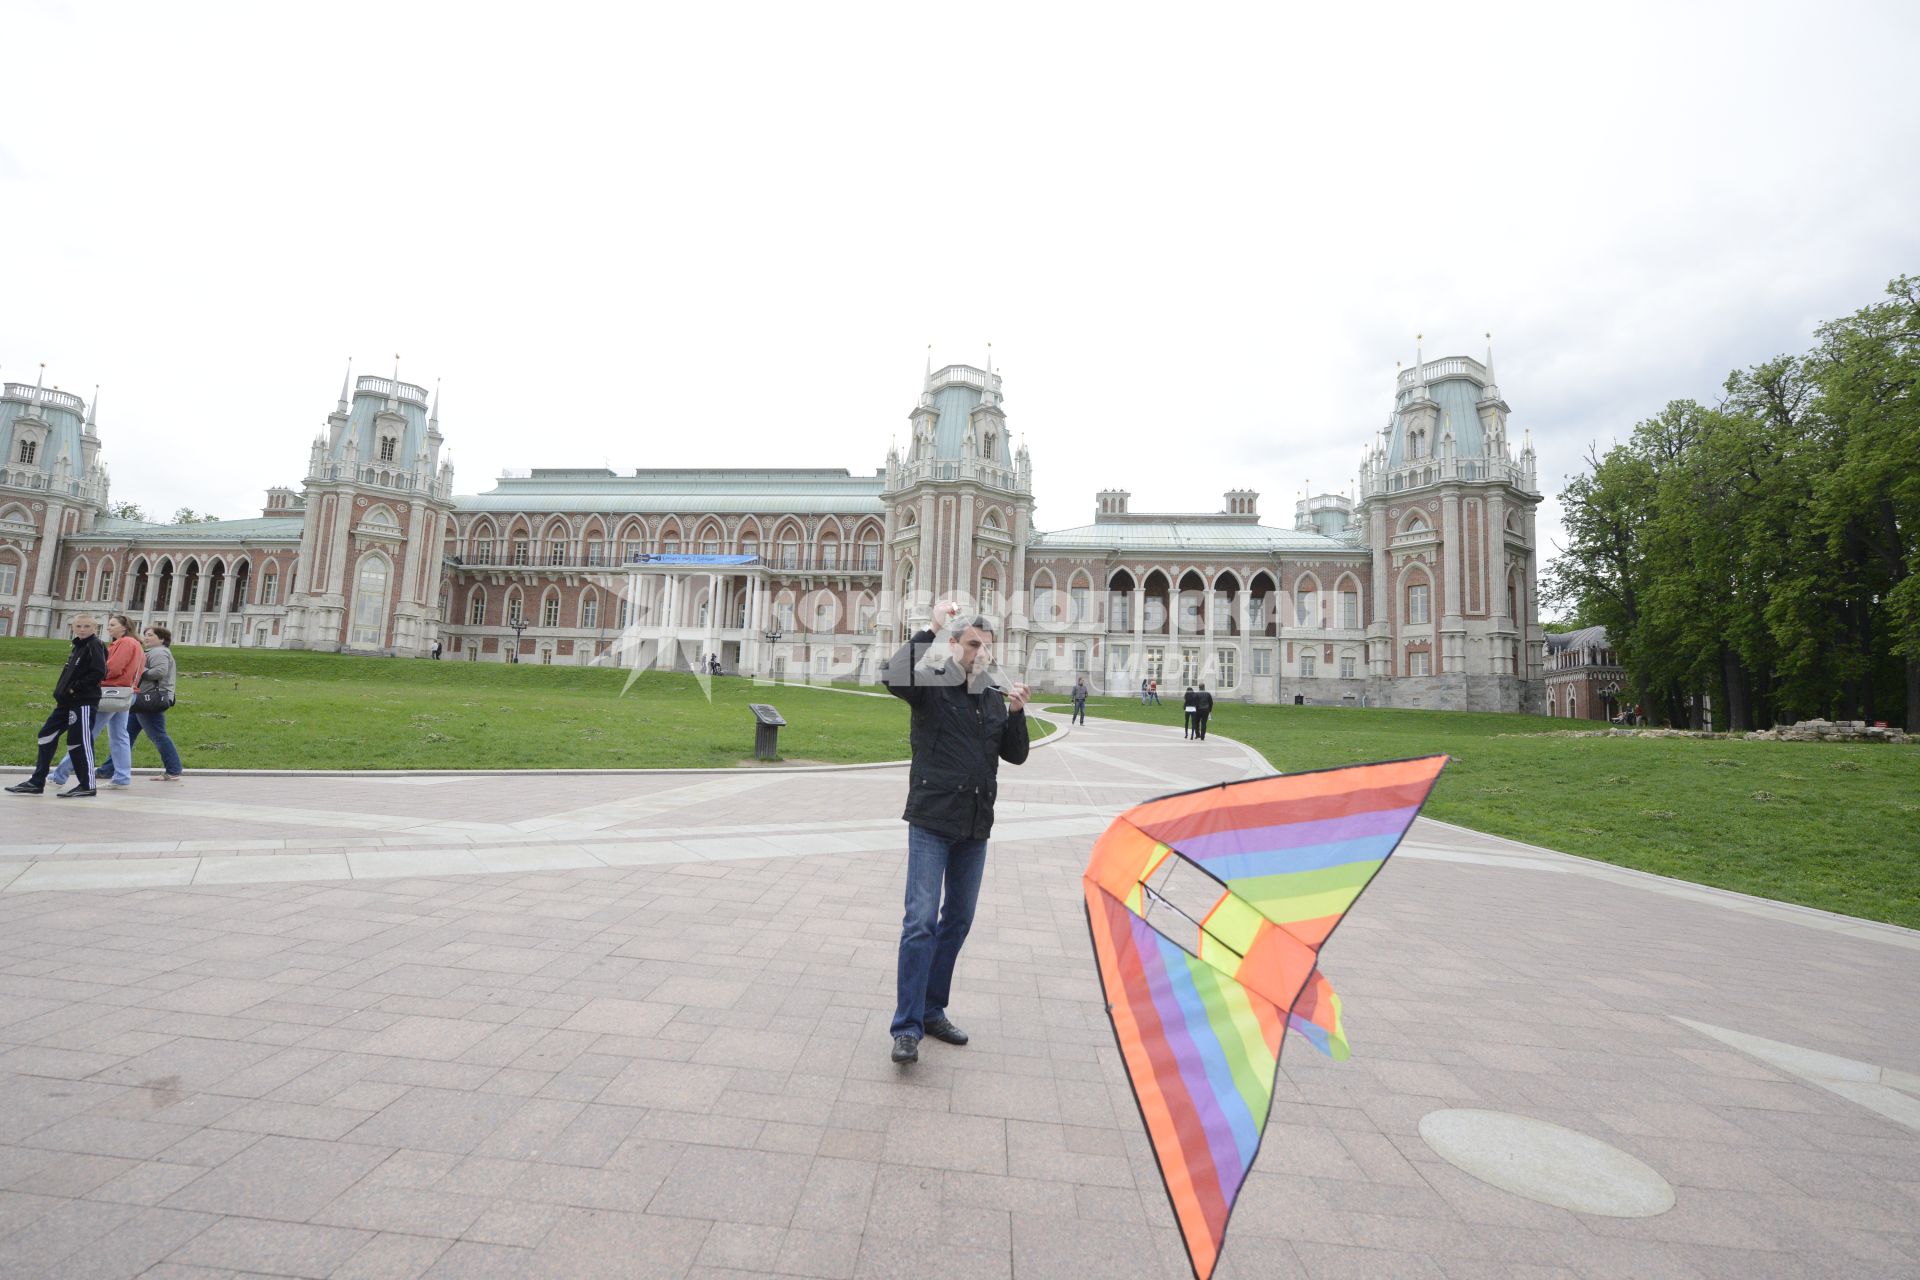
[1007, 682, 1030, 713]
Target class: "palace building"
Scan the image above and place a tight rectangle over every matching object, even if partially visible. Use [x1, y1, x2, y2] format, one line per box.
[0, 352, 1546, 711]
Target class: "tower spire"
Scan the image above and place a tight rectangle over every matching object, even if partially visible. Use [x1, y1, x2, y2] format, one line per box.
[429, 379, 441, 430]
[87, 385, 100, 429]
[36, 362, 45, 390]
[388, 354, 401, 409]
[1415, 334, 1425, 392]
[337, 358, 353, 413]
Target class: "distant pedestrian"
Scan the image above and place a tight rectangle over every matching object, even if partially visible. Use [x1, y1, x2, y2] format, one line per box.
[1195, 681, 1214, 740]
[1148, 678, 1161, 705]
[47, 613, 142, 790]
[1139, 677, 1150, 705]
[1071, 675, 1088, 724]
[1182, 685, 1198, 739]
[7, 615, 108, 798]
[125, 625, 183, 782]
[432, 638, 443, 660]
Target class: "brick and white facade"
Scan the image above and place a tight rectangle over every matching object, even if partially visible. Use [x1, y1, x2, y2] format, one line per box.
[4, 352, 1546, 710]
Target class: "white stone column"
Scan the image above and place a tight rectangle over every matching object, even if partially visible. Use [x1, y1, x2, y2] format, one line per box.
[916, 492, 935, 618]
[1131, 584, 1145, 690]
[1237, 588, 1251, 699]
[957, 493, 975, 609]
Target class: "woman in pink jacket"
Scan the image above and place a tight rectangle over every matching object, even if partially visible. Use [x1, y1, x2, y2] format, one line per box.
[50, 613, 144, 789]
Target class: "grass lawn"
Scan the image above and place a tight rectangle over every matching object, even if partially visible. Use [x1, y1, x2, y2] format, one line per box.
[0, 638, 1044, 771]
[1057, 696, 1920, 930]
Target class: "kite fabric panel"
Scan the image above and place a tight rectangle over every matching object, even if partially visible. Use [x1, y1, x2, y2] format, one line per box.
[1083, 756, 1447, 1280]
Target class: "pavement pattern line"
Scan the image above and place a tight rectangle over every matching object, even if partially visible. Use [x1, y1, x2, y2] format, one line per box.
[0, 716, 1915, 1277]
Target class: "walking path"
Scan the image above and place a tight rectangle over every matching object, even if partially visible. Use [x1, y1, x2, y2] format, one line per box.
[0, 715, 1915, 1277]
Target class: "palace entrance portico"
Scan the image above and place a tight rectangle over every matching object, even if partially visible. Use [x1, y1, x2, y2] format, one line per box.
[603, 554, 884, 681]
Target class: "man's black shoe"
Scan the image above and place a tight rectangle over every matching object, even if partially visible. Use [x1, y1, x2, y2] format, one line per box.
[891, 1035, 919, 1064]
[924, 1016, 969, 1046]
[5, 782, 44, 795]
[57, 786, 96, 799]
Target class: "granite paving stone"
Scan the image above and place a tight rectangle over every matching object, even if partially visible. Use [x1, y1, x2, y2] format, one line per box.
[0, 716, 1912, 1277]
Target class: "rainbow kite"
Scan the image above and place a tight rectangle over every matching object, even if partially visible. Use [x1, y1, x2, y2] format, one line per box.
[1083, 756, 1447, 1280]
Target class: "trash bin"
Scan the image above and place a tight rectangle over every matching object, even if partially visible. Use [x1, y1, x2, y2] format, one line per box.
[749, 703, 786, 760]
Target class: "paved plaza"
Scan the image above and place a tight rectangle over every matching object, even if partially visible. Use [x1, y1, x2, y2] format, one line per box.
[1, 713, 1917, 1278]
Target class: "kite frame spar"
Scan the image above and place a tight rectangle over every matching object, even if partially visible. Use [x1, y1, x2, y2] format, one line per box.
[1083, 755, 1449, 1280]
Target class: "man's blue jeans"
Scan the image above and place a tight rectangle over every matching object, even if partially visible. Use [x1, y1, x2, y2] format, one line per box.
[892, 825, 988, 1040]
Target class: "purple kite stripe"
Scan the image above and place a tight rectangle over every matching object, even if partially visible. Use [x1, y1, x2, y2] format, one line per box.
[1129, 910, 1246, 1200]
[1178, 805, 1419, 866]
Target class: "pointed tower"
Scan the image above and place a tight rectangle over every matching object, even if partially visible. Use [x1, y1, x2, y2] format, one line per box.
[1356, 340, 1542, 711]
[1, 368, 103, 635]
[284, 364, 455, 655]
[879, 355, 1034, 658]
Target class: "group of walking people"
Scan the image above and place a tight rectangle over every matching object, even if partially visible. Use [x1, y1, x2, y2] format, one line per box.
[7, 614, 184, 798]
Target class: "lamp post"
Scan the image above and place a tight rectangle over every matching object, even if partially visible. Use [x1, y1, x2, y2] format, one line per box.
[509, 614, 528, 664]
[764, 624, 782, 680]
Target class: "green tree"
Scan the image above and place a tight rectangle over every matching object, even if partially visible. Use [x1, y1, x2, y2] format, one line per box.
[107, 500, 144, 520]
[1807, 275, 1920, 728]
[171, 507, 218, 524]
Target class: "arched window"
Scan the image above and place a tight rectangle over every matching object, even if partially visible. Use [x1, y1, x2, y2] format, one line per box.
[1069, 571, 1093, 625]
[350, 554, 391, 647]
[542, 594, 560, 627]
[97, 564, 114, 603]
[581, 594, 599, 628]
[180, 560, 201, 610]
[1405, 576, 1431, 626]
[1107, 569, 1136, 630]
[70, 561, 88, 600]
[1335, 574, 1362, 629]
[507, 590, 525, 625]
[229, 561, 250, 611]
[207, 561, 227, 613]
[18, 441, 36, 465]
[1294, 574, 1320, 627]
[468, 589, 486, 626]
[1030, 570, 1056, 624]
[261, 567, 279, 605]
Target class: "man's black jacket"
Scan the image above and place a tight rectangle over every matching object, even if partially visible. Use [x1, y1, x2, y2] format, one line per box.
[882, 629, 1030, 840]
[54, 634, 108, 709]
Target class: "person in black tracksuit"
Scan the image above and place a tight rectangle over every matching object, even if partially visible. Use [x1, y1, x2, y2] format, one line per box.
[881, 602, 1031, 1065]
[8, 616, 108, 798]
[1194, 681, 1214, 740]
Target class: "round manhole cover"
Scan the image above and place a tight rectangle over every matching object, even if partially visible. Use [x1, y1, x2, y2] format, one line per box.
[1418, 1109, 1675, 1217]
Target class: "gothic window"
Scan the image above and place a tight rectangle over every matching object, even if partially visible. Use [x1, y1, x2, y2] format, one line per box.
[1340, 590, 1360, 629]
[1406, 582, 1431, 625]
[741, 535, 759, 560]
[1295, 585, 1317, 627]
[981, 576, 999, 613]
[663, 534, 681, 555]
[261, 570, 278, 604]
[586, 539, 604, 566]
[70, 566, 87, 598]
[476, 538, 494, 563]
[1070, 585, 1090, 624]
[702, 536, 719, 556]
[543, 597, 560, 626]
[181, 562, 201, 610]
[378, 436, 397, 463]
[819, 540, 839, 568]
[17, 441, 35, 464]
[468, 591, 486, 625]
[983, 430, 995, 459]
[97, 567, 113, 602]
[508, 594, 525, 625]
[547, 540, 566, 566]
[581, 596, 598, 628]
[512, 539, 529, 565]
[229, 562, 250, 610]
[349, 554, 390, 647]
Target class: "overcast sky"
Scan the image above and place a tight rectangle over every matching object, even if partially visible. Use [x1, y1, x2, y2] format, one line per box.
[5, 1, 1917, 606]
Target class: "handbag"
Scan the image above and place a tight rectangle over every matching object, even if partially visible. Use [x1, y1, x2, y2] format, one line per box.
[98, 685, 136, 713]
[131, 688, 175, 713]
